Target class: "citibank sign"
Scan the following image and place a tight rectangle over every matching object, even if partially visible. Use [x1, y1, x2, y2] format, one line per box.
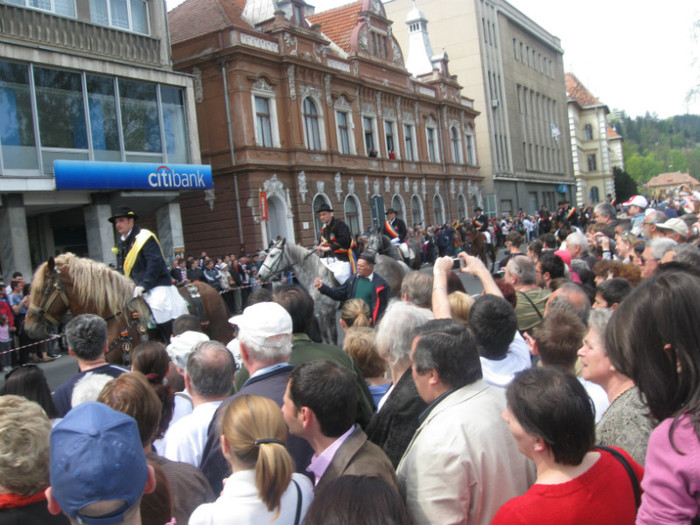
[54, 160, 213, 191]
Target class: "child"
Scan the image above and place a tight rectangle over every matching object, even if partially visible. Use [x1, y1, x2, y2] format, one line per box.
[0, 314, 12, 371]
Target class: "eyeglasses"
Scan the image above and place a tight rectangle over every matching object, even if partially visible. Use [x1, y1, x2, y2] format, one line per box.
[4, 363, 37, 380]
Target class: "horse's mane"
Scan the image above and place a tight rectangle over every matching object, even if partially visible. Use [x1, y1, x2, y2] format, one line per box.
[284, 243, 338, 285]
[52, 253, 135, 314]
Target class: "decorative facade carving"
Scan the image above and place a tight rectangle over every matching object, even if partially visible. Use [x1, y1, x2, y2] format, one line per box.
[299, 85, 322, 102]
[426, 116, 436, 127]
[313, 43, 328, 62]
[309, 154, 324, 162]
[458, 181, 464, 195]
[421, 178, 426, 200]
[287, 65, 296, 100]
[394, 181, 400, 195]
[392, 39, 403, 65]
[353, 61, 359, 76]
[364, 176, 370, 199]
[384, 107, 394, 118]
[298, 171, 308, 203]
[376, 92, 382, 117]
[348, 178, 355, 195]
[419, 86, 436, 98]
[335, 96, 352, 111]
[283, 33, 297, 55]
[412, 180, 419, 194]
[404, 177, 410, 193]
[434, 181, 440, 195]
[373, 179, 380, 196]
[384, 176, 390, 193]
[334, 172, 342, 201]
[361, 102, 375, 114]
[241, 33, 279, 53]
[358, 26, 369, 51]
[450, 179, 456, 198]
[263, 173, 284, 196]
[328, 58, 351, 73]
[316, 180, 325, 194]
[369, 0, 382, 15]
[324, 75, 332, 107]
[252, 77, 273, 93]
[192, 67, 203, 103]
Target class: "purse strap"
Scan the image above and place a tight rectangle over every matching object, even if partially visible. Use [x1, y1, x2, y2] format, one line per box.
[292, 478, 302, 525]
[516, 291, 543, 320]
[594, 445, 641, 509]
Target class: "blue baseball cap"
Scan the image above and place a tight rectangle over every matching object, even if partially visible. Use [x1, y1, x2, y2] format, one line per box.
[50, 402, 148, 525]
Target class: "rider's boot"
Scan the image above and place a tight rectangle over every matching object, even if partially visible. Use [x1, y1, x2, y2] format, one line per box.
[157, 320, 174, 342]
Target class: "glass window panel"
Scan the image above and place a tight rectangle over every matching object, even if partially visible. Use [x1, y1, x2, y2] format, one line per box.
[29, 0, 51, 10]
[404, 124, 414, 161]
[161, 85, 188, 163]
[337, 111, 349, 154]
[89, 0, 109, 24]
[303, 98, 320, 150]
[0, 61, 38, 169]
[5, 0, 24, 6]
[34, 67, 88, 149]
[54, 0, 75, 17]
[411, 195, 422, 226]
[119, 79, 161, 153]
[110, 0, 129, 29]
[129, 0, 148, 34]
[255, 96, 272, 147]
[345, 196, 360, 235]
[86, 75, 120, 160]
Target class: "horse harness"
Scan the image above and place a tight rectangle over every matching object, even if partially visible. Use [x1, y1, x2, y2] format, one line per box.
[28, 266, 69, 326]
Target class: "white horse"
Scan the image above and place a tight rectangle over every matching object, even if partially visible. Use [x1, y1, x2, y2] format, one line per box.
[257, 239, 341, 345]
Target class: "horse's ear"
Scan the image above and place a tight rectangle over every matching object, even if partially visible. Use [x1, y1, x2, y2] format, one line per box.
[280, 238, 286, 248]
[47, 257, 56, 272]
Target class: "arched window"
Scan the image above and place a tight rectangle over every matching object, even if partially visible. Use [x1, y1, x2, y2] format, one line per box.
[584, 124, 593, 141]
[303, 98, 321, 150]
[312, 194, 330, 239]
[344, 194, 361, 235]
[433, 195, 444, 225]
[458, 194, 468, 221]
[590, 186, 600, 204]
[392, 195, 403, 216]
[411, 195, 423, 227]
[451, 126, 462, 163]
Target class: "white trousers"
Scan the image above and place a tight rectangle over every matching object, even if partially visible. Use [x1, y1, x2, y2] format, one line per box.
[146, 285, 189, 324]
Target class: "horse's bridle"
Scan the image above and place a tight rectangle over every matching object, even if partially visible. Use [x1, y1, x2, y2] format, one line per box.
[28, 266, 69, 326]
[262, 245, 315, 281]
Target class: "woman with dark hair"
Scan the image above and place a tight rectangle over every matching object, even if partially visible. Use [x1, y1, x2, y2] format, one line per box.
[493, 367, 643, 525]
[1, 364, 58, 420]
[302, 475, 414, 525]
[606, 269, 700, 524]
[131, 341, 175, 443]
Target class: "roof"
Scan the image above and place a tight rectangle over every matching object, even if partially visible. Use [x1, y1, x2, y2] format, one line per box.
[169, 0, 248, 45]
[646, 171, 700, 188]
[308, 1, 362, 53]
[607, 124, 621, 139]
[565, 72, 603, 107]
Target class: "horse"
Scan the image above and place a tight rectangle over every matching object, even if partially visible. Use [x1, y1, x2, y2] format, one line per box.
[257, 239, 409, 345]
[464, 225, 496, 273]
[23, 253, 232, 365]
[257, 239, 341, 345]
[368, 232, 421, 270]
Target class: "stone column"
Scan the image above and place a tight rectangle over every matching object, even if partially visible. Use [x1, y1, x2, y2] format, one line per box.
[0, 194, 32, 280]
[156, 201, 184, 265]
[84, 195, 117, 265]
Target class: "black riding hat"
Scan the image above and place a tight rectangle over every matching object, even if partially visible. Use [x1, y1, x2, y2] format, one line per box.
[108, 206, 139, 224]
[385, 208, 398, 215]
[315, 203, 333, 213]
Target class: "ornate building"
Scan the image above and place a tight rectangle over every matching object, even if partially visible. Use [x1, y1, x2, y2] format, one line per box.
[168, 0, 481, 255]
[566, 73, 623, 206]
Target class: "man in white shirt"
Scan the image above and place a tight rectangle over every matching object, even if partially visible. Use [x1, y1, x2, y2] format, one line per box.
[162, 340, 235, 467]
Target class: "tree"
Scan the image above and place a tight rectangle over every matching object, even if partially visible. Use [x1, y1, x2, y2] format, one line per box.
[613, 167, 637, 203]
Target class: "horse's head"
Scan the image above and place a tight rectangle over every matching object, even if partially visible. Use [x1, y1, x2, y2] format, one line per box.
[367, 232, 382, 252]
[258, 238, 286, 282]
[24, 256, 71, 339]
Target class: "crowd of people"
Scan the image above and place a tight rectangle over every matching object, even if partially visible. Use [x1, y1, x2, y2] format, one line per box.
[2, 193, 700, 525]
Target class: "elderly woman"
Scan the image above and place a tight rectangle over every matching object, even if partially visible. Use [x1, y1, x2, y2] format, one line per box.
[364, 301, 429, 467]
[0, 395, 69, 524]
[493, 367, 643, 525]
[606, 268, 700, 524]
[577, 308, 652, 465]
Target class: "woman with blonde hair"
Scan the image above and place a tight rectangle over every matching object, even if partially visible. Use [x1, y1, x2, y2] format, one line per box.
[190, 395, 313, 525]
[343, 327, 391, 407]
[339, 298, 371, 331]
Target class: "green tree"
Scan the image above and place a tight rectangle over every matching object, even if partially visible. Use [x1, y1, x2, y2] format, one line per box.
[613, 167, 637, 203]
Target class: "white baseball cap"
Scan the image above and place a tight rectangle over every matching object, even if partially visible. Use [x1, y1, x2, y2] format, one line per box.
[229, 302, 292, 347]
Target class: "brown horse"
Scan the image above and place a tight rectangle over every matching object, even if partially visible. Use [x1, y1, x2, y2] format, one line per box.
[465, 225, 496, 273]
[24, 253, 232, 365]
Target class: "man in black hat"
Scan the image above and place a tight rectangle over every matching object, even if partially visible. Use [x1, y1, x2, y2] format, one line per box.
[384, 208, 412, 262]
[313, 252, 390, 326]
[472, 206, 488, 233]
[315, 203, 355, 284]
[109, 206, 188, 338]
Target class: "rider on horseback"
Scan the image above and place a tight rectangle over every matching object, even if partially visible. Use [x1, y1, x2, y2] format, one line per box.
[384, 208, 412, 261]
[315, 203, 356, 284]
[109, 207, 188, 339]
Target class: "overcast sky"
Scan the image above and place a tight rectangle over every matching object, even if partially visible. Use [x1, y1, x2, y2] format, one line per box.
[166, 0, 700, 119]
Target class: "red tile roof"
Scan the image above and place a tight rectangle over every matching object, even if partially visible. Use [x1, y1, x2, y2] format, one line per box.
[565, 72, 603, 107]
[646, 171, 700, 188]
[607, 124, 621, 139]
[169, 0, 248, 45]
[308, 1, 362, 53]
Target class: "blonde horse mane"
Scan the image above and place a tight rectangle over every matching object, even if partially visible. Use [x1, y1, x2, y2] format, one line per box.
[50, 253, 135, 315]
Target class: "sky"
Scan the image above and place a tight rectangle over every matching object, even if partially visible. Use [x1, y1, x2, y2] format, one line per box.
[166, 0, 700, 119]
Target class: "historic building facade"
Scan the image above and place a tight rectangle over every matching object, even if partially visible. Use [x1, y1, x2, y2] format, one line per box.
[384, 0, 575, 217]
[168, 0, 481, 256]
[0, 0, 202, 276]
[566, 73, 623, 206]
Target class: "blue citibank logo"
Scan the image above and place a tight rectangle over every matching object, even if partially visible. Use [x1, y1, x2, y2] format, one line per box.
[54, 160, 213, 191]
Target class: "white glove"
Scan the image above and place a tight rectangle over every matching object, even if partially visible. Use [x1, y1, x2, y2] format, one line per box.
[390, 237, 401, 245]
[133, 286, 145, 298]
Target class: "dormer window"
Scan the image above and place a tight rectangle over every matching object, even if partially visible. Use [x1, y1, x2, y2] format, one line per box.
[370, 31, 388, 59]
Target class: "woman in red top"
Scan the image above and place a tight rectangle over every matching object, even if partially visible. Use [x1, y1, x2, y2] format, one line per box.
[493, 367, 643, 525]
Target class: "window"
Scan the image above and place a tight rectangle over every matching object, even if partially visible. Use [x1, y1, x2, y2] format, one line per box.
[303, 97, 322, 151]
[161, 85, 189, 164]
[465, 131, 476, 165]
[433, 195, 444, 225]
[363, 116, 376, 155]
[590, 186, 600, 204]
[344, 195, 361, 234]
[403, 123, 416, 161]
[392, 195, 403, 216]
[426, 126, 438, 163]
[87, 75, 120, 162]
[6, 0, 75, 17]
[336, 111, 350, 154]
[584, 124, 593, 141]
[587, 154, 597, 172]
[450, 126, 462, 163]
[0, 61, 38, 169]
[458, 194, 467, 221]
[89, 0, 148, 34]
[384, 120, 395, 157]
[119, 79, 161, 155]
[254, 96, 273, 147]
[411, 195, 423, 226]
